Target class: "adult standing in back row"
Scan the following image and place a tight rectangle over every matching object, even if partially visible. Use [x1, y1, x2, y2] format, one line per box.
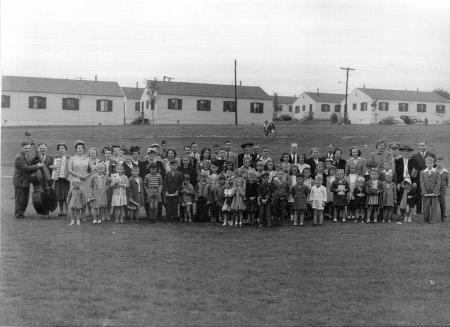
[13, 142, 44, 218]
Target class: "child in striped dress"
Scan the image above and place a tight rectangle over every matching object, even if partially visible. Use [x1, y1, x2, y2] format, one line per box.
[89, 162, 109, 224]
[381, 172, 397, 223]
[231, 177, 246, 226]
[365, 169, 383, 223]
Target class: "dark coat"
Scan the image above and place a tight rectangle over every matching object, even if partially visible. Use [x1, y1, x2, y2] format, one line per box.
[13, 152, 41, 188]
[305, 158, 323, 177]
[412, 151, 436, 172]
[395, 157, 416, 184]
[237, 153, 256, 168]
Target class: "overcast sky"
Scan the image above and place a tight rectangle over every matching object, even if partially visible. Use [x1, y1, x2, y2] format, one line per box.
[1, 0, 449, 96]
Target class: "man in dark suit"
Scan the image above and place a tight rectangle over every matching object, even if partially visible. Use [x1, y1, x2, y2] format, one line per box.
[237, 143, 256, 168]
[13, 142, 44, 218]
[411, 142, 436, 213]
[395, 145, 416, 206]
[305, 147, 323, 177]
[224, 141, 238, 168]
[288, 143, 300, 164]
[320, 144, 335, 162]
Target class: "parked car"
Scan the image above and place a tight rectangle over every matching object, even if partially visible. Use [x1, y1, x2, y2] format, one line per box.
[378, 117, 406, 125]
[400, 115, 424, 125]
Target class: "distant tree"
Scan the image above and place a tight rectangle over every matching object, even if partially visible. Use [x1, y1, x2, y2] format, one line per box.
[433, 88, 450, 99]
[273, 92, 279, 121]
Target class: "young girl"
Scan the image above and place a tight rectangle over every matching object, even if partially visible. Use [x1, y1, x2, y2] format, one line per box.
[214, 175, 227, 223]
[222, 178, 235, 226]
[53, 143, 70, 217]
[325, 166, 337, 219]
[208, 164, 220, 221]
[223, 161, 236, 180]
[287, 164, 300, 221]
[420, 156, 442, 224]
[66, 178, 86, 226]
[297, 153, 310, 174]
[365, 169, 383, 223]
[436, 157, 448, 222]
[398, 178, 417, 223]
[346, 163, 359, 220]
[110, 164, 129, 223]
[200, 159, 211, 177]
[381, 172, 396, 223]
[89, 162, 109, 224]
[330, 169, 350, 222]
[144, 162, 163, 223]
[353, 177, 367, 223]
[308, 175, 327, 226]
[292, 174, 309, 226]
[231, 177, 246, 226]
[279, 153, 291, 174]
[245, 172, 259, 225]
[315, 162, 326, 186]
[181, 174, 195, 222]
[255, 161, 265, 178]
[265, 160, 277, 182]
[164, 160, 183, 222]
[128, 166, 144, 223]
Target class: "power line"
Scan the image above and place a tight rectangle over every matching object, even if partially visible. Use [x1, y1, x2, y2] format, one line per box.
[340, 67, 355, 123]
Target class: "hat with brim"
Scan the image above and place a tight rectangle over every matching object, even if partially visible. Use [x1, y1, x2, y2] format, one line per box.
[241, 142, 254, 149]
[399, 145, 414, 152]
[389, 142, 400, 149]
[151, 143, 160, 149]
[147, 148, 157, 154]
[375, 139, 386, 148]
[74, 140, 85, 149]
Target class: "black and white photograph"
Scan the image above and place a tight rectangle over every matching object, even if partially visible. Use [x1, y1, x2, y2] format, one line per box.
[1, 0, 449, 325]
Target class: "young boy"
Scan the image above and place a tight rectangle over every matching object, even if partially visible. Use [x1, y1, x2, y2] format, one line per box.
[308, 175, 327, 226]
[127, 166, 144, 223]
[144, 162, 163, 223]
[353, 177, 367, 223]
[258, 172, 272, 227]
[420, 156, 441, 223]
[196, 171, 210, 222]
[330, 169, 350, 222]
[436, 157, 448, 221]
[163, 160, 183, 222]
[180, 174, 195, 222]
[214, 175, 227, 222]
[271, 171, 290, 225]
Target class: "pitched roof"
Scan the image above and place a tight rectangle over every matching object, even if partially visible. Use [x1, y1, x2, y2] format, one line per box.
[273, 95, 297, 104]
[151, 81, 271, 100]
[357, 88, 450, 103]
[121, 87, 144, 100]
[2, 75, 125, 97]
[304, 92, 345, 103]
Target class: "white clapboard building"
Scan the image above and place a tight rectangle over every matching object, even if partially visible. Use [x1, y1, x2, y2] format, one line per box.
[1, 76, 126, 126]
[345, 88, 450, 124]
[121, 86, 145, 124]
[274, 95, 297, 118]
[292, 91, 345, 120]
[137, 80, 273, 124]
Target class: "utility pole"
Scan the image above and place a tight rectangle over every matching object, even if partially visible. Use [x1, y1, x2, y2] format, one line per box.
[234, 59, 238, 125]
[163, 76, 174, 82]
[340, 67, 355, 124]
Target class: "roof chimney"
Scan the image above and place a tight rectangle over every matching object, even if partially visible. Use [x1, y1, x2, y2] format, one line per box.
[136, 82, 138, 88]
[417, 88, 419, 92]
[95, 75, 97, 81]
[316, 88, 319, 96]
[239, 81, 242, 86]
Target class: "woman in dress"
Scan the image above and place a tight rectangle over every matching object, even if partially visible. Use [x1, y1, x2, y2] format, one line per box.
[68, 140, 95, 219]
[345, 146, 367, 177]
[368, 139, 390, 172]
[162, 149, 180, 173]
[52, 143, 71, 216]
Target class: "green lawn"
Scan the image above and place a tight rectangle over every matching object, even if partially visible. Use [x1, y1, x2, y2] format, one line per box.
[1, 122, 450, 326]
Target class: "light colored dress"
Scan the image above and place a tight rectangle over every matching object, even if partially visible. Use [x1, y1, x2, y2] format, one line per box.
[110, 174, 129, 206]
[231, 186, 246, 211]
[68, 155, 91, 197]
[90, 174, 109, 208]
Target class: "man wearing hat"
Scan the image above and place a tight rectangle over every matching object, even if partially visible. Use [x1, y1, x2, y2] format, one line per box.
[395, 145, 416, 201]
[13, 141, 44, 218]
[237, 142, 256, 168]
[410, 142, 436, 214]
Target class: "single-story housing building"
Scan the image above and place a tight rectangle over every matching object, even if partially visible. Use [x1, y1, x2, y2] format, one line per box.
[292, 91, 345, 120]
[121, 86, 144, 124]
[138, 80, 273, 124]
[345, 88, 450, 124]
[1, 76, 125, 126]
[273, 95, 297, 118]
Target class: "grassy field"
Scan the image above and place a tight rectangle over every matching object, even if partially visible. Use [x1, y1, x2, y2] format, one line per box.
[1, 122, 450, 326]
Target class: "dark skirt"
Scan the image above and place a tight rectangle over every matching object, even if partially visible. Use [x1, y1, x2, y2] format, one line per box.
[55, 178, 70, 201]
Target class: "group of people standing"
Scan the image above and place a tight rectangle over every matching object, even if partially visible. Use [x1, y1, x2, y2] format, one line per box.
[13, 138, 447, 227]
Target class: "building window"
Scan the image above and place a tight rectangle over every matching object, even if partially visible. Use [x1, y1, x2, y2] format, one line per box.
[379, 102, 389, 111]
[250, 102, 264, 113]
[197, 100, 211, 111]
[321, 104, 330, 112]
[62, 98, 79, 110]
[2, 95, 10, 108]
[168, 98, 182, 110]
[360, 102, 367, 111]
[135, 101, 140, 111]
[223, 101, 235, 112]
[334, 104, 341, 112]
[417, 104, 427, 113]
[29, 96, 46, 109]
[352, 103, 357, 110]
[295, 106, 300, 113]
[288, 105, 293, 112]
[436, 105, 446, 113]
[302, 105, 306, 111]
[96, 99, 112, 112]
[399, 103, 408, 112]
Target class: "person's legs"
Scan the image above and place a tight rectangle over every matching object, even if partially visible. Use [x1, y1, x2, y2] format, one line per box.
[422, 196, 431, 223]
[15, 187, 29, 217]
[439, 195, 446, 221]
[318, 210, 324, 225]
